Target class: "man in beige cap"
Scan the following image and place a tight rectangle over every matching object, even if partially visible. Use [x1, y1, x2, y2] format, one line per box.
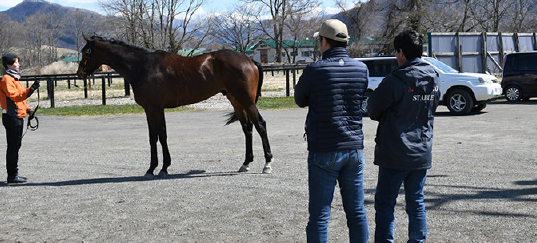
[295, 19, 369, 242]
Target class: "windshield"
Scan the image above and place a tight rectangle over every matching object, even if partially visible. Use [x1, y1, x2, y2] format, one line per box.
[424, 58, 459, 73]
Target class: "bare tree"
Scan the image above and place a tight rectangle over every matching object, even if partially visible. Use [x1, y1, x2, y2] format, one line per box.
[209, 5, 262, 53]
[101, 0, 208, 53]
[467, 0, 509, 32]
[23, 13, 49, 68]
[43, 10, 64, 64]
[246, 0, 319, 62]
[0, 14, 11, 54]
[100, 0, 143, 44]
[417, 1, 462, 32]
[284, 2, 324, 62]
[66, 9, 101, 60]
[0, 14, 21, 57]
[504, 0, 534, 32]
[335, 0, 380, 57]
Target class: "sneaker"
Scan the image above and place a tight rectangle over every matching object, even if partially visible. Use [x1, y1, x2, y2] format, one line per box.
[7, 175, 27, 183]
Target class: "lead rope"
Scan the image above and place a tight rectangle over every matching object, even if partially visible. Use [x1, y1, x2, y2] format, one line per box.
[23, 87, 39, 138]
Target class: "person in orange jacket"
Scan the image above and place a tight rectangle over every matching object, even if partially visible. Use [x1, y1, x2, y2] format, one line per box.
[1, 53, 39, 183]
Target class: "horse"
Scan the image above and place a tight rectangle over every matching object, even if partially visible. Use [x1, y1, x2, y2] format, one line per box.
[77, 34, 273, 177]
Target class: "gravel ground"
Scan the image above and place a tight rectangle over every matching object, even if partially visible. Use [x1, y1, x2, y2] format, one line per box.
[0, 98, 536, 242]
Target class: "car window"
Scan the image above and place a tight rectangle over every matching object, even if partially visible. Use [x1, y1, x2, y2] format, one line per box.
[424, 58, 458, 73]
[511, 54, 537, 71]
[362, 59, 398, 77]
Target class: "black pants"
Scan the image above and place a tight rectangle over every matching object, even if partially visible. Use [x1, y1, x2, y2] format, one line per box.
[2, 115, 23, 177]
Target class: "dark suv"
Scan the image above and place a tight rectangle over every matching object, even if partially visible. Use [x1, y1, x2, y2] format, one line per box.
[502, 52, 537, 102]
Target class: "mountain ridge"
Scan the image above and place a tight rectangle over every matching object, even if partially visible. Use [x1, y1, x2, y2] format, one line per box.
[1, 0, 106, 50]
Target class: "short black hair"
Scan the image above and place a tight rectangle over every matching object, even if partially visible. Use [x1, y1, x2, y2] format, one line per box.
[394, 30, 423, 59]
[2, 53, 19, 69]
[322, 36, 347, 48]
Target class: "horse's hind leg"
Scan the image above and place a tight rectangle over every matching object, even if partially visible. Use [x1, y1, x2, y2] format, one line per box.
[243, 105, 273, 173]
[238, 120, 254, 172]
[253, 112, 273, 174]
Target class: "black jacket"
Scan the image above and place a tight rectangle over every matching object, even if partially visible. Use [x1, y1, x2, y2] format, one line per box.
[367, 58, 439, 170]
[295, 47, 368, 152]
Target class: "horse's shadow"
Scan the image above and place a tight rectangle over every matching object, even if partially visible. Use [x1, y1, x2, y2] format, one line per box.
[0, 170, 239, 187]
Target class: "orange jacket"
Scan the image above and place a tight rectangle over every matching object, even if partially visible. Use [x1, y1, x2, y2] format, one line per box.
[0, 73, 32, 118]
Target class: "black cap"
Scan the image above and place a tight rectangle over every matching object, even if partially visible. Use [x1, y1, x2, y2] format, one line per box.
[2, 53, 18, 69]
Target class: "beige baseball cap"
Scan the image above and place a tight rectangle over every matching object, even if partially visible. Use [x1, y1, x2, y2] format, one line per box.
[313, 19, 349, 42]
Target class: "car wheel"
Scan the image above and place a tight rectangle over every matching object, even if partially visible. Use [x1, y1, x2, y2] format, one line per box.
[360, 91, 371, 115]
[446, 89, 474, 115]
[505, 85, 522, 102]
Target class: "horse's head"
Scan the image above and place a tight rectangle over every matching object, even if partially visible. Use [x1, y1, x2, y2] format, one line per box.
[77, 33, 102, 80]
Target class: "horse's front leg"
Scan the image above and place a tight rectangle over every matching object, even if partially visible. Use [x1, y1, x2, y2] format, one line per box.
[144, 109, 162, 178]
[157, 110, 171, 177]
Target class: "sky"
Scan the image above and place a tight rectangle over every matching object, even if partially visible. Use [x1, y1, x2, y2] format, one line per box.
[0, 0, 354, 16]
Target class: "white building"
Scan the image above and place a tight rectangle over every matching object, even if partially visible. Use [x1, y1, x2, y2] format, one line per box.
[247, 39, 318, 64]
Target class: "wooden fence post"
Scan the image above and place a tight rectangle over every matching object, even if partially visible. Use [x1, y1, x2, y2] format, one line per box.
[47, 78, 54, 108]
[481, 32, 487, 73]
[124, 79, 130, 96]
[84, 78, 88, 99]
[498, 32, 505, 65]
[292, 67, 297, 88]
[285, 68, 290, 97]
[456, 32, 462, 72]
[102, 77, 106, 105]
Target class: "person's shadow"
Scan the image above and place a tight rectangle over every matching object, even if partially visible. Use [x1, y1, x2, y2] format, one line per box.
[0, 170, 239, 187]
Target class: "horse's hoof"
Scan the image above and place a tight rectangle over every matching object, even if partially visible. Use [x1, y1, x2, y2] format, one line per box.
[144, 173, 154, 179]
[158, 171, 168, 177]
[238, 165, 250, 172]
[262, 163, 272, 174]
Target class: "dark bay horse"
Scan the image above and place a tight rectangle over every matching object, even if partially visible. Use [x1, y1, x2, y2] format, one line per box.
[77, 34, 273, 177]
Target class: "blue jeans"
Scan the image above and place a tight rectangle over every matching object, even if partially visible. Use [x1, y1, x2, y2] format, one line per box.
[374, 167, 427, 243]
[306, 149, 369, 243]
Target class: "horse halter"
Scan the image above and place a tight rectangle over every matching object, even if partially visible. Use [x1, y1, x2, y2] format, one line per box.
[81, 48, 92, 73]
[81, 40, 96, 73]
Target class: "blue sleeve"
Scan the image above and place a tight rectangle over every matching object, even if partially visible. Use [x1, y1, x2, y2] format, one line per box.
[294, 66, 313, 108]
[367, 77, 398, 121]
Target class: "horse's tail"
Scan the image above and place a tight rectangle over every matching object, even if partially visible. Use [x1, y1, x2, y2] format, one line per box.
[225, 59, 264, 125]
[254, 60, 263, 103]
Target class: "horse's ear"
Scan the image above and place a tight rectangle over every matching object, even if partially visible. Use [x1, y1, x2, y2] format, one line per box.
[83, 33, 91, 42]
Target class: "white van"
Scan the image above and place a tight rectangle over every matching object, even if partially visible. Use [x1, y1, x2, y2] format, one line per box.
[356, 57, 502, 115]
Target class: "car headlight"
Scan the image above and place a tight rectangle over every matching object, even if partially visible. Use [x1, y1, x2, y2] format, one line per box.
[475, 77, 493, 84]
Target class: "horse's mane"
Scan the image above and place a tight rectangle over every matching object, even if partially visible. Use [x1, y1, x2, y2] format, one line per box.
[90, 35, 151, 53]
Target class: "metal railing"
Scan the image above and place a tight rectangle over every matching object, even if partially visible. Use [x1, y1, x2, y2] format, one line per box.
[20, 72, 128, 108]
[18, 64, 306, 108]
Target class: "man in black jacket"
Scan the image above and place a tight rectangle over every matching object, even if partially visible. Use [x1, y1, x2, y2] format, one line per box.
[295, 19, 369, 242]
[367, 30, 439, 243]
